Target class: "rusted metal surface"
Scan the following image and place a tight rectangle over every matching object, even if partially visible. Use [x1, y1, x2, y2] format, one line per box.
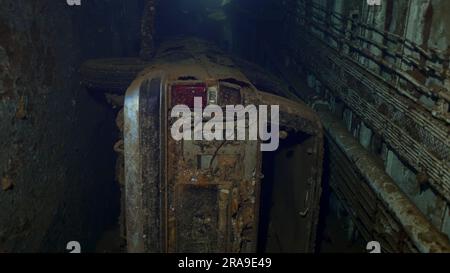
[317, 0, 450, 118]
[327, 133, 419, 253]
[268, 1, 450, 249]
[319, 109, 450, 253]
[297, 33, 450, 203]
[124, 38, 324, 252]
[167, 128, 260, 252]
[123, 73, 144, 252]
[288, 0, 450, 124]
[278, 0, 450, 204]
[124, 71, 166, 252]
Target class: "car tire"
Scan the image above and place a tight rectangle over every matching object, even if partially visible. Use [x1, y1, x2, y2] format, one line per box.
[80, 58, 151, 93]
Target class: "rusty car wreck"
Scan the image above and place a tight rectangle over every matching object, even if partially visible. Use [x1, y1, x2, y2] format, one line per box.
[122, 38, 324, 253]
[3, 0, 450, 256]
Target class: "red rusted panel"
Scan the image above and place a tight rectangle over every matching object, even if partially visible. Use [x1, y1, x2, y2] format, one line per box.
[171, 83, 207, 108]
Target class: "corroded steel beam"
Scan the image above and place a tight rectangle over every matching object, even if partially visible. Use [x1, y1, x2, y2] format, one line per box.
[318, 109, 450, 253]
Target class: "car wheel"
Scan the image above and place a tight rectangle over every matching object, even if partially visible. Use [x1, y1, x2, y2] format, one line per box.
[80, 58, 151, 93]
